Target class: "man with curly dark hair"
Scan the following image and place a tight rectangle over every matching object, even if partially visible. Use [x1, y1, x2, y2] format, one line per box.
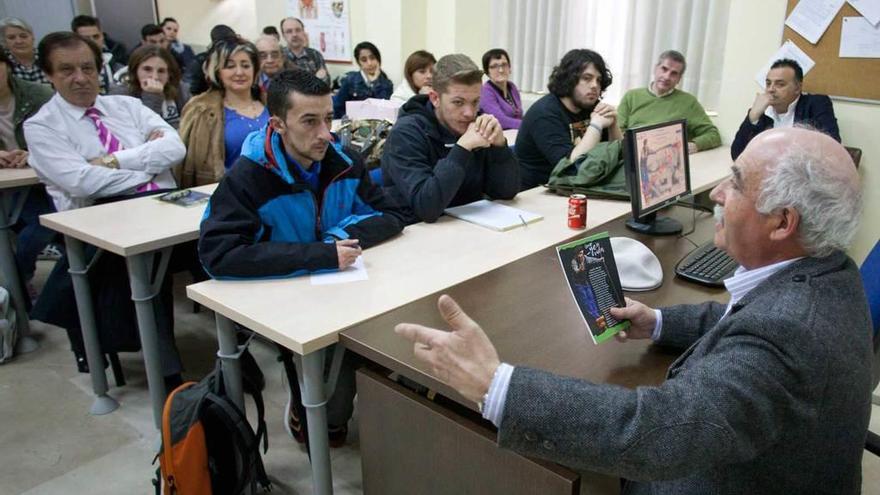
[515, 49, 621, 190]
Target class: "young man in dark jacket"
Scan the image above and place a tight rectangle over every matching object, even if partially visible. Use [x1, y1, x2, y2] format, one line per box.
[381, 53, 520, 224]
[198, 69, 403, 446]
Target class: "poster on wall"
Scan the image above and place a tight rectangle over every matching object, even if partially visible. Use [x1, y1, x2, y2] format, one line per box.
[287, 0, 352, 63]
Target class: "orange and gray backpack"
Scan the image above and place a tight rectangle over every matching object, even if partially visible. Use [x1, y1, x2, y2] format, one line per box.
[155, 360, 271, 494]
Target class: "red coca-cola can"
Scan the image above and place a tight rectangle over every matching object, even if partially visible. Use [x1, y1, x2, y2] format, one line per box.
[568, 194, 587, 229]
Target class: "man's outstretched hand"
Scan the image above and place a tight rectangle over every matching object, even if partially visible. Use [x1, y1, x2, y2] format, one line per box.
[395, 295, 500, 403]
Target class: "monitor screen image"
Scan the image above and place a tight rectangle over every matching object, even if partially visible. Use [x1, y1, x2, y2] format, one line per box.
[633, 124, 688, 211]
[623, 119, 692, 236]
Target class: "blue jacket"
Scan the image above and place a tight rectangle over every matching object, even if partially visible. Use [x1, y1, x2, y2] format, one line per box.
[198, 125, 403, 279]
[731, 93, 840, 160]
[333, 70, 393, 118]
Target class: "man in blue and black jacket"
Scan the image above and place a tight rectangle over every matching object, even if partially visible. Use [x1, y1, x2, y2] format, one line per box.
[198, 69, 403, 447]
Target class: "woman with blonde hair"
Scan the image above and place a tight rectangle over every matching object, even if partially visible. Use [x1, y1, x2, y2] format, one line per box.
[0, 17, 49, 85]
[178, 37, 268, 187]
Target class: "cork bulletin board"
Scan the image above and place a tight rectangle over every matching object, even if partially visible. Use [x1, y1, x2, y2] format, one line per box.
[784, 0, 880, 102]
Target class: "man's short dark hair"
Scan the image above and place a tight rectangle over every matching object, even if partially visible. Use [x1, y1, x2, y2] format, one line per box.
[770, 58, 803, 83]
[657, 49, 687, 74]
[481, 48, 510, 73]
[160, 17, 177, 27]
[37, 31, 102, 75]
[267, 69, 331, 119]
[547, 49, 613, 98]
[209, 24, 236, 43]
[70, 15, 100, 32]
[141, 24, 163, 40]
[280, 17, 305, 32]
[263, 26, 280, 38]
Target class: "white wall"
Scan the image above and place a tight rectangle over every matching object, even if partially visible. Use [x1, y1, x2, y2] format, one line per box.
[717, 0, 879, 263]
[156, 0, 259, 50]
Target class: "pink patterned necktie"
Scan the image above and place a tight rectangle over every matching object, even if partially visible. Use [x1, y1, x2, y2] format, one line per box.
[84, 107, 158, 192]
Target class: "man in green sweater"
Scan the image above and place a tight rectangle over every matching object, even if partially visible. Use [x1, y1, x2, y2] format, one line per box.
[617, 50, 720, 154]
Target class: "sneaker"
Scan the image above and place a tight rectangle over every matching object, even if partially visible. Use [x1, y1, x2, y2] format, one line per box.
[328, 424, 348, 448]
[284, 388, 308, 445]
[38, 244, 63, 261]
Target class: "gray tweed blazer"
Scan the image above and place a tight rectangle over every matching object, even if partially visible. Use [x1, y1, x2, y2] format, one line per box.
[498, 252, 873, 494]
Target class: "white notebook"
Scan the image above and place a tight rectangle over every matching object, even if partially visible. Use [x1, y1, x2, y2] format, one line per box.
[444, 199, 544, 231]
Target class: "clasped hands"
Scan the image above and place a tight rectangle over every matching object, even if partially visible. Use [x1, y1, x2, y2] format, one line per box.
[395, 295, 659, 405]
[0, 149, 28, 168]
[456, 114, 506, 151]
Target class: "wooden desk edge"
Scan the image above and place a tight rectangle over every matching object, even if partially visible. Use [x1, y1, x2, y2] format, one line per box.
[186, 284, 337, 355]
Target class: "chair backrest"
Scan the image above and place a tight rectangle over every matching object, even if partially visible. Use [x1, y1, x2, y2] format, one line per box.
[861, 240, 880, 392]
[845, 146, 862, 169]
[862, 240, 880, 336]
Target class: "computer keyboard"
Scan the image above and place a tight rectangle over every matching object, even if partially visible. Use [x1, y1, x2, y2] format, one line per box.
[675, 241, 739, 287]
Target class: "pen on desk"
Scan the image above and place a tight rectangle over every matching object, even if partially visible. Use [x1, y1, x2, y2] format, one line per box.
[518, 214, 528, 229]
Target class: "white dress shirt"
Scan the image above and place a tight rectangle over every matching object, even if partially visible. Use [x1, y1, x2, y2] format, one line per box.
[752, 95, 800, 129]
[24, 93, 185, 211]
[483, 257, 802, 427]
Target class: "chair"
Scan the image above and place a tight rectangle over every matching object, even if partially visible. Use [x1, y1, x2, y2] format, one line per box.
[369, 167, 383, 187]
[861, 240, 880, 456]
[845, 146, 862, 169]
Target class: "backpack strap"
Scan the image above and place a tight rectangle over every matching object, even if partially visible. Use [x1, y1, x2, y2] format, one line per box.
[203, 393, 273, 492]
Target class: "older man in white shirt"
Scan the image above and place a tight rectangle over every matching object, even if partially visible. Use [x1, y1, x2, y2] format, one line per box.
[25, 32, 184, 211]
[24, 31, 186, 386]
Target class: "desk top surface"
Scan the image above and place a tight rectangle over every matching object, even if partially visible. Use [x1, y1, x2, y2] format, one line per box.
[0, 167, 39, 190]
[39, 184, 217, 257]
[340, 206, 730, 411]
[187, 147, 732, 354]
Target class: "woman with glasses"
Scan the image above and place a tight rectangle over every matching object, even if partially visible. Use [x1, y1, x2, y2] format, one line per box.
[480, 48, 522, 130]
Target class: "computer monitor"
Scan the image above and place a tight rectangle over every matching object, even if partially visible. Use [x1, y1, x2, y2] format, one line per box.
[622, 119, 692, 235]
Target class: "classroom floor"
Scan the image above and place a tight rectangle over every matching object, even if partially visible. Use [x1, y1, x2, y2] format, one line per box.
[2, 260, 880, 495]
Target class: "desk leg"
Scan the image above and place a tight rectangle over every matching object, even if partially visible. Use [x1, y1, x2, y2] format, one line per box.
[126, 249, 173, 430]
[215, 314, 245, 410]
[65, 236, 118, 415]
[301, 350, 334, 495]
[0, 187, 38, 353]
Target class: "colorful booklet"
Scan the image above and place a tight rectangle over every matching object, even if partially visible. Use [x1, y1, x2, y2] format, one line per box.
[155, 189, 210, 207]
[557, 232, 630, 344]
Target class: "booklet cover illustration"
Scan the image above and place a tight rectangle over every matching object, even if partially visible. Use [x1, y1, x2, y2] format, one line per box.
[155, 189, 210, 207]
[557, 232, 630, 344]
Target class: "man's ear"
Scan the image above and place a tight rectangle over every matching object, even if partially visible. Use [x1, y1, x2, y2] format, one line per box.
[769, 207, 800, 242]
[268, 115, 285, 132]
[428, 89, 440, 107]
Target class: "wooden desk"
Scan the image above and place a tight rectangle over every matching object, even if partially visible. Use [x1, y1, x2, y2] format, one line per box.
[185, 147, 732, 494]
[341, 206, 729, 494]
[39, 184, 216, 424]
[0, 167, 41, 354]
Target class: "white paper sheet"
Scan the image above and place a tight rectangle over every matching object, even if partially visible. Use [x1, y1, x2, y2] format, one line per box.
[848, 0, 880, 27]
[444, 199, 543, 232]
[755, 40, 817, 88]
[310, 256, 369, 285]
[840, 16, 880, 57]
[785, 0, 846, 44]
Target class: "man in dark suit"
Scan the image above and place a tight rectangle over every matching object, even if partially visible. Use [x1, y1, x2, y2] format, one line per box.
[397, 127, 872, 494]
[731, 58, 840, 159]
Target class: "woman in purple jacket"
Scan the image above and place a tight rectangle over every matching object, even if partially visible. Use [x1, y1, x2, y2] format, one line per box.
[480, 48, 522, 130]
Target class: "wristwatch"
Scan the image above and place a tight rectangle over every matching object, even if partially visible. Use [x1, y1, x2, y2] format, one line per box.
[100, 154, 119, 169]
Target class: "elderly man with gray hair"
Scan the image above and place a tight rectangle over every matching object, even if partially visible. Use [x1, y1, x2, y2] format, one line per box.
[0, 17, 49, 85]
[396, 127, 872, 494]
[617, 50, 720, 154]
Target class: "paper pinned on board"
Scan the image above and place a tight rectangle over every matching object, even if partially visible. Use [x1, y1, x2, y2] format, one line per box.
[847, 0, 880, 27]
[310, 256, 369, 285]
[755, 40, 817, 88]
[785, 0, 846, 44]
[840, 16, 880, 57]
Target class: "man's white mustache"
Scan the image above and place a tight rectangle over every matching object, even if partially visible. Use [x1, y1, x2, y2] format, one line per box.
[714, 205, 724, 225]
